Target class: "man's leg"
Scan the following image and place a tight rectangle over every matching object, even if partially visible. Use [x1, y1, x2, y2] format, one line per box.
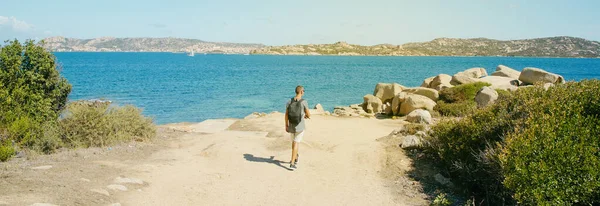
[291, 141, 298, 164]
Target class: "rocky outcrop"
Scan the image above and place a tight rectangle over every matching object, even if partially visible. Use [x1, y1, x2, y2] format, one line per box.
[491, 65, 520, 79]
[391, 92, 408, 116]
[373, 83, 405, 103]
[310, 103, 326, 115]
[519, 67, 565, 85]
[477, 76, 519, 91]
[451, 68, 488, 86]
[462, 67, 488, 78]
[403, 87, 439, 101]
[406, 109, 433, 124]
[333, 104, 370, 117]
[429, 74, 453, 91]
[399, 94, 437, 115]
[363, 94, 383, 113]
[451, 73, 478, 85]
[474, 86, 498, 108]
[421, 76, 435, 88]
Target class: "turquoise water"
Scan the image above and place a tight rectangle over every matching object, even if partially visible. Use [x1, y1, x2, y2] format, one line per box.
[54, 53, 600, 124]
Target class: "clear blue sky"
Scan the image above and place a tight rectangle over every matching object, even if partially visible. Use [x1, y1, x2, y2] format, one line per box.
[1, 0, 599, 45]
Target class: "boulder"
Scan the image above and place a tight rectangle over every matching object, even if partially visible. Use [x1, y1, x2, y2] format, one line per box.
[310, 103, 326, 115]
[421, 76, 435, 88]
[462, 67, 488, 78]
[491, 65, 520, 79]
[451, 72, 478, 85]
[477, 76, 518, 91]
[373, 83, 405, 104]
[399, 94, 437, 115]
[363, 94, 383, 114]
[403, 87, 439, 101]
[391, 92, 409, 115]
[406, 109, 433, 124]
[401, 135, 424, 149]
[474, 86, 498, 108]
[518, 67, 565, 85]
[430, 74, 453, 90]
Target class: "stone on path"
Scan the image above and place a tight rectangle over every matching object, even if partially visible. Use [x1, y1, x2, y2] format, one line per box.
[114, 177, 144, 185]
[31, 165, 53, 170]
[90, 189, 110, 196]
[107, 184, 128, 191]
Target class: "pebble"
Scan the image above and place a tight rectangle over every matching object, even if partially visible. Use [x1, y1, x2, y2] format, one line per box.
[114, 177, 144, 185]
[106, 184, 128, 191]
[90, 188, 110, 196]
[30, 204, 58, 206]
[80, 178, 91, 182]
[109, 203, 121, 206]
[31, 165, 53, 170]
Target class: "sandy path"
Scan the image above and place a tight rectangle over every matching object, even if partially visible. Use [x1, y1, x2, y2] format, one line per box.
[117, 114, 428, 205]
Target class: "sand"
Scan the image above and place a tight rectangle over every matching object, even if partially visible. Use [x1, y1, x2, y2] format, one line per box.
[0, 112, 428, 205]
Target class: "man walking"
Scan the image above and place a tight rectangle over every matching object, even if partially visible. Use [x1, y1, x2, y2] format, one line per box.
[285, 85, 310, 171]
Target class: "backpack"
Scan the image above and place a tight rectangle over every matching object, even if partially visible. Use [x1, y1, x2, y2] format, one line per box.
[287, 98, 304, 125]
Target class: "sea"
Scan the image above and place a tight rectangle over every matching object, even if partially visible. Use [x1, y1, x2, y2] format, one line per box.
[54, 52, 600, 124]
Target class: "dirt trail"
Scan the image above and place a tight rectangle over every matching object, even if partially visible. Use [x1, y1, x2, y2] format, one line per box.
[0, 113, 428, 205]
[120, 114, 427, 205]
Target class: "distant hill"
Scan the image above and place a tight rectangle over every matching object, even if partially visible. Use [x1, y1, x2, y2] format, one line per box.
[250, 36, 600, 58]
[42, 36, 265, 54]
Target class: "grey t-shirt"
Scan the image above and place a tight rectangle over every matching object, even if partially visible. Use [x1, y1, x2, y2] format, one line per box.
[286, 98, 308, 133]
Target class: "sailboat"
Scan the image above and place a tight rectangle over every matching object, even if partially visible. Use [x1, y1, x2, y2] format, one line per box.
[188, 49, 195, 57]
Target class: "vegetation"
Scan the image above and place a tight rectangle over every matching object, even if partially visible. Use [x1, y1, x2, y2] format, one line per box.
[434, 82, 491, 117]
[0, 40, 155, 162]
[251, 36, 600, 57]
[60, 101, 155, 148]
[425, 80, 600, 205]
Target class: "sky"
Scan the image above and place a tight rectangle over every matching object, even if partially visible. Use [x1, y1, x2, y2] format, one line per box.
[1, 0, 599, 45]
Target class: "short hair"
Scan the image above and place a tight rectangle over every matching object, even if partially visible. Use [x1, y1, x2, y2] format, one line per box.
[295, 85, 304, 94]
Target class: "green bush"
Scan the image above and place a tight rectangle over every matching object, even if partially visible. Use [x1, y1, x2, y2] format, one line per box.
[434, 101, 477, 117]
[426, 80, 600, 205]
[439, 82, 491, 103]
[0, 39, 71, 160]
[59, 101, 156, 148]
[0, 140, 15, 162]
[500, 80, 600, 205]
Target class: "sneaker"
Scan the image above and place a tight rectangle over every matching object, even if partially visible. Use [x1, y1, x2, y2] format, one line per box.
[290, 164, 297, 171]
[295, 153, 299, 165]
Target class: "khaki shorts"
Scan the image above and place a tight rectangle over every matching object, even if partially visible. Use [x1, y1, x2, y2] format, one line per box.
[290, 131, 304, 142]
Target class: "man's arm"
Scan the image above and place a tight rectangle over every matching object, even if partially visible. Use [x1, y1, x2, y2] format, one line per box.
[304, 102, 311, 119]
[285, 107, 289, 132]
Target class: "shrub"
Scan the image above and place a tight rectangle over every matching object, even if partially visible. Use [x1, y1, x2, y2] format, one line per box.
[500, 80, 600, 205]
[439, 82, 491, 103]
[59, 101, 156, 148]
[434, 101, 477, 117]
[0, 140, 14, 162]
[426, 80, 600, 205]
[0, 39, 71, 159]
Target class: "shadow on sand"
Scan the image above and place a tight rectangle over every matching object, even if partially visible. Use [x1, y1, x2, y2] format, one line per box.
[243, 154, 292, 171]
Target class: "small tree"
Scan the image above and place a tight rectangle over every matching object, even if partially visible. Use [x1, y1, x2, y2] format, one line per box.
[0, 39, 71, 159]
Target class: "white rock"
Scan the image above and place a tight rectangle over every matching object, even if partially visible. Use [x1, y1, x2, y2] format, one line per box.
[79, 178, 91, 182]
[406, 109, 433, 124]
[30, 204, 58, 206]
[373, 83, 405, 103]
[399, 94, 437, 115]
[519, 67, 565, 85]
[107, 184, 128, 191]
[543, 83, 554, 91]
[401, 135, 423, 149]
[90, 188, 110, 196]
[475, 86, 499, 108]
[31, 165, 52, 170]
[491, 65, 520, 79]
[403, 87, 439, 101]
[114, 177, 144, 185]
